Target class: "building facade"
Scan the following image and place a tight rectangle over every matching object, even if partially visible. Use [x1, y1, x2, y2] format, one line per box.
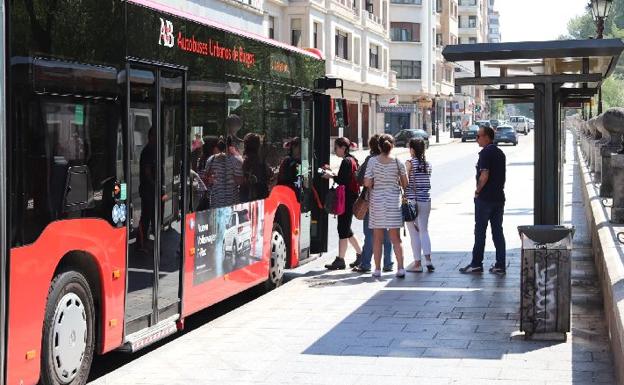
[265, 0, 393, 147]
[453, 0, 489, 125]
[386, 0, 436, 135]
[488, 0, 501, 43]
[150, 0, 266, 35]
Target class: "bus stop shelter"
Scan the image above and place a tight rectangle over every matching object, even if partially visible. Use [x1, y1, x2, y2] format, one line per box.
[443, 39, 624, 225]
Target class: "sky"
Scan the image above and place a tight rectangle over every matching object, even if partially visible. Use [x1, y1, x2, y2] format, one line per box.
[497, 0, 589, 42]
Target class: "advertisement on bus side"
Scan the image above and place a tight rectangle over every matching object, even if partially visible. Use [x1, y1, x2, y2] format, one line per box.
[193, 200, 264, 285]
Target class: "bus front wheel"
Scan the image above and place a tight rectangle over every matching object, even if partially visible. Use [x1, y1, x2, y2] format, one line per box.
[266, 223, 287, 289]
[41, 271, 95, 385]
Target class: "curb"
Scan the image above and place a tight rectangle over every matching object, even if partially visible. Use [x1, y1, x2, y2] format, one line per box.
[576, 138, 624, 384]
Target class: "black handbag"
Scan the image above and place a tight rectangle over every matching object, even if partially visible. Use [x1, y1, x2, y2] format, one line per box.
[396, 158, 418, 222]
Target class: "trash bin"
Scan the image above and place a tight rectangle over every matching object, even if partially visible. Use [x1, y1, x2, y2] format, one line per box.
[518, 225, 575, 341]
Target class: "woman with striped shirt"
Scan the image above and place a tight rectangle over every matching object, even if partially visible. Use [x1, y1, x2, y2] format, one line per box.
[405, 138, 434, 273]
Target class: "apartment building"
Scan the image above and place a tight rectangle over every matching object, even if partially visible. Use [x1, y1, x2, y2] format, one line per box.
[454, 0, 489, 124]
[150, 0, 266, 35]
[265, 0, 393, 147]
[435, 0, 458, 132]
[384, 0, 435, 134]
[488, 0, 501, 43]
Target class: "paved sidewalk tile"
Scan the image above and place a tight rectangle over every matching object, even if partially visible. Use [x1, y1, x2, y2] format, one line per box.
[89, 132, 616, 385]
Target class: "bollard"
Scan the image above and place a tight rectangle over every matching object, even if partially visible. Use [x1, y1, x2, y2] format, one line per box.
[611, 153, 624, 223]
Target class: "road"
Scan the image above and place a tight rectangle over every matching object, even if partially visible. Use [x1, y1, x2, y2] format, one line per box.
[88, 131, 541, 383]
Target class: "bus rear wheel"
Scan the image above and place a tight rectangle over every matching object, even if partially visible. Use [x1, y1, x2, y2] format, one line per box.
[266, 223, 287, 289]
[41, 271, 95, 385]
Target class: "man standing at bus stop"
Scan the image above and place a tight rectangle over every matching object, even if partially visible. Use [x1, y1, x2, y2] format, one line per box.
[459, 126, 507, 275]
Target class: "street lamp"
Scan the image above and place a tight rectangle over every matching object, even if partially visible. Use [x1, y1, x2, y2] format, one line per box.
[449, 92, 454, 139]
[589, 0, 613, 39]
[434, 93, 440, 143]
[589, 0, 613, 114]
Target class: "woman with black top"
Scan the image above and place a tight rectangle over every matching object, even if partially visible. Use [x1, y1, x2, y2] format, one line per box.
[322, 137, 363, 270]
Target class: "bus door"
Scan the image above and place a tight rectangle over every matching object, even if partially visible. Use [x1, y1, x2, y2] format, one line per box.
[310, 93, 331, 254]
[125, 64, 185, 344]
[298, 94, 314, 258]
[0, 2, 6, 382]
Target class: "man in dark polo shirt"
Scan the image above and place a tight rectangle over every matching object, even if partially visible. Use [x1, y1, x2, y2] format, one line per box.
[460, 126, 507, 275]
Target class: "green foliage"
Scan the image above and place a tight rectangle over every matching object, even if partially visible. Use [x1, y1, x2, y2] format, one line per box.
[560, 1, 624, 109]
[601, 75, 624, 109]
[489, 99, 505, 119]
[562, 13, 596, 39]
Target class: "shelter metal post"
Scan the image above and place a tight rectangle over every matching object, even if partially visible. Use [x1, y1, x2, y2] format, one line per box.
[534, 82, 562, 225]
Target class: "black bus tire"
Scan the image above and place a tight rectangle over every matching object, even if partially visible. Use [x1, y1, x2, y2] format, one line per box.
[266, 223, 287, 290]
[41, 271, 95, 385]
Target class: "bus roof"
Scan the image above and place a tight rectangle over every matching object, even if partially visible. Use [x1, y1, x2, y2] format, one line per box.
[128, 0, 324, 61]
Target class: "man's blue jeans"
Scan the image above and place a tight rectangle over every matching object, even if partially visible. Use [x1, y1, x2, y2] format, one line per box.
[472, 198, 506, 268]
[360, 213, 393, 269]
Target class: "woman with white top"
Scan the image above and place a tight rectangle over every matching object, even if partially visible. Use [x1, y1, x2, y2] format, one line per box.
[405, 138, 434, 273]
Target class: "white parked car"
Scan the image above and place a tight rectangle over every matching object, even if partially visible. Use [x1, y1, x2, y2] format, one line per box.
[528, 118, 535, 130]
[509, 116, 530, 135]
[223, 209, 252, 259]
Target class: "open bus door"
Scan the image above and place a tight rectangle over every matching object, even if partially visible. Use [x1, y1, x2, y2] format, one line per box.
[0, 1, 7, 383]
[310, 93, 331, 254]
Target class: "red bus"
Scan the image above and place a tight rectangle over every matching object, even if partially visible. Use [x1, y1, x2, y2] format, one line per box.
[0, 1, 334, 384]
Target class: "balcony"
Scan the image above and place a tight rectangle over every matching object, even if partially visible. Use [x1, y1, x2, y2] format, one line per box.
[232, 0, 264, 11]
[362, 10, 386, 34]
[389, 70, 398, 89]
[331, 0, 358, 15]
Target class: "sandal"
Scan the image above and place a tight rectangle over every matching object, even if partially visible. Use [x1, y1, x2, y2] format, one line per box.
[425, 257, 435, 272]
[406, 262, 423, 273]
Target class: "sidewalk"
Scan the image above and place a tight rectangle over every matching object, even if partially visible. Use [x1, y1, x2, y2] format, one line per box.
[89, 132, 614, 385]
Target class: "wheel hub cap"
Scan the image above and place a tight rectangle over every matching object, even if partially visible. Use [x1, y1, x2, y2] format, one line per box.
[52, 293, 87, 384]
[270, 231, 287, 284]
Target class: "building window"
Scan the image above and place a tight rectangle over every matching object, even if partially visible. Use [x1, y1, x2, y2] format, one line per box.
[354, 37, 361, 65]
[313, 22, 322, 49]
[369, 44, 380, 69]
[468, 15, 477, 28]
[444, 68, 453, 82]
[335, 30, 349, 60]
[459, 0, 476, 5]
[436, 0, 442, 12]
[469, 37, 477, 44]
[390, 22, 420, 42]
[436, 33, 443, 47]
[390, 0, 422, 4]
[391, 60, 422, 79]
[291, 18, 302, 47]
[268, 15, 276, 39]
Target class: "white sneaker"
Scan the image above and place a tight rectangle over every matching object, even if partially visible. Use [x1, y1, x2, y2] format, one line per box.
[372, 269, 381, 278]
[396, 269, 406, 278]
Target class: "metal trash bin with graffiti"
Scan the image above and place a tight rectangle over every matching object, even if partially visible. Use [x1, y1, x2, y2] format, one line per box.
[518, 225, 575, 341]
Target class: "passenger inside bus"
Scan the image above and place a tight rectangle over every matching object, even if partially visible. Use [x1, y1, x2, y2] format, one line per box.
[277, 136, 301, 196]
[138, 127, 156, 251]
[201, 137, 243, 208]
[240, 133, 272, 202]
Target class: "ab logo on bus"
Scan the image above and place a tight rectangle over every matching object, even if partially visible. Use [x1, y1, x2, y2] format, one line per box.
[159, 18, 175, 48]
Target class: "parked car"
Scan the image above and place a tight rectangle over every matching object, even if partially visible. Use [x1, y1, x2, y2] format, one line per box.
[509, 116, 530, 135]
[494, 125, 518, 146]
[475, 120, 491, 128]
[490, 119, 501, 129]
[528, 118, 535, 130]
[223, 209, 252, 259]
[462, 125, 480, 142]
[451, 124, 463, 138]
[394, 129, 430, 148]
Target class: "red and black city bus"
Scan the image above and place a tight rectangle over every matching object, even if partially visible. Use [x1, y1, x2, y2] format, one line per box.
[0, 1, 333, 384]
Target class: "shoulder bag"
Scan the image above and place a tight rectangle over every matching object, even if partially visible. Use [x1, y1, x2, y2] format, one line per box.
[397, 158, 417, 222]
